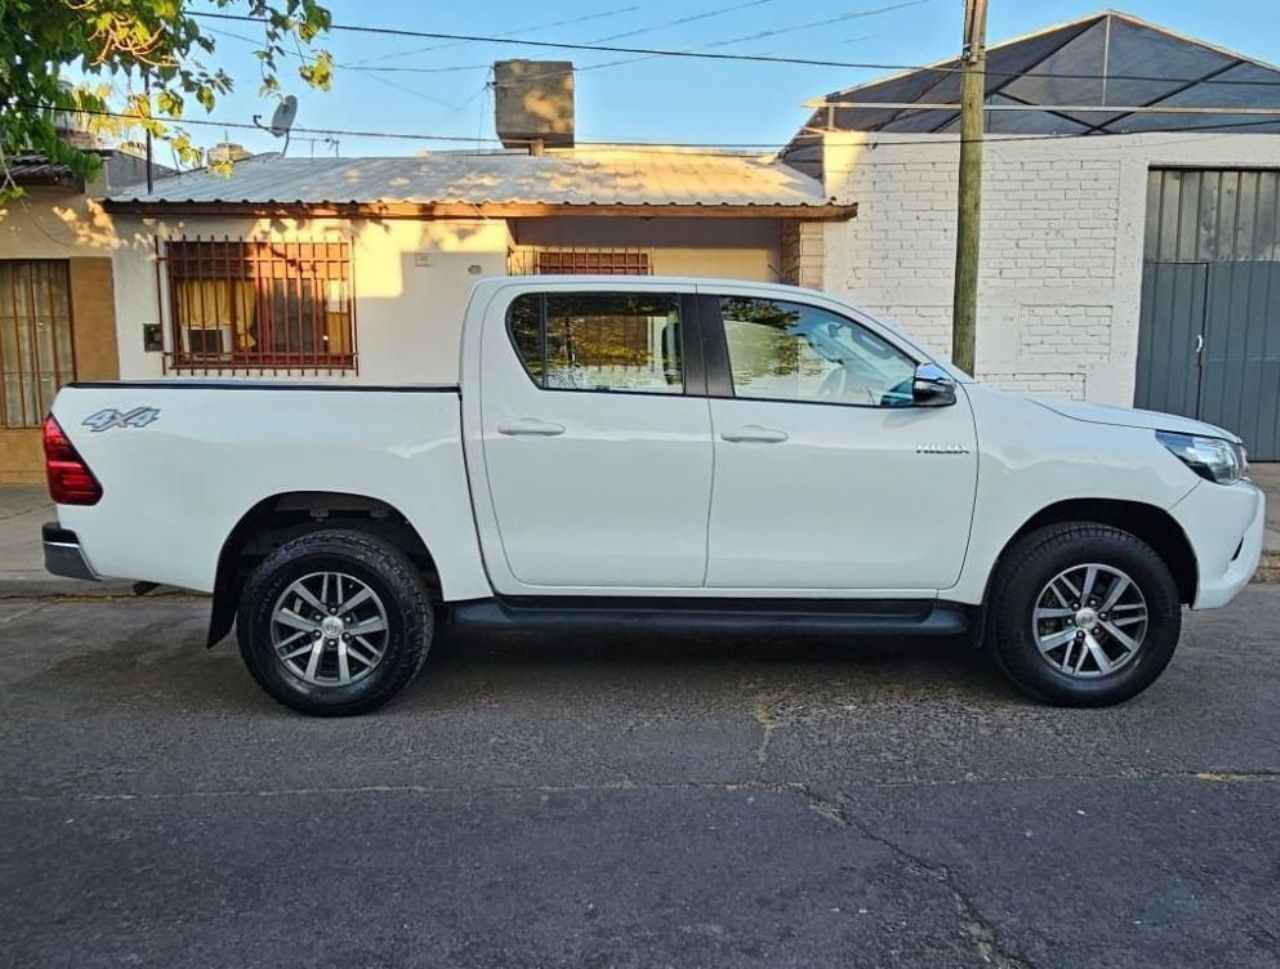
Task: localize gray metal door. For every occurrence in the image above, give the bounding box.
[1134,261,1207,420]
[1199,262,1280,459]
[1136,169,1280,459]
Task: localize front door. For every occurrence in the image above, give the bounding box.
[477,286,713,590]
[700,293,978,591]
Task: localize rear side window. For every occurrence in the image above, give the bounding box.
[506,292,684,395]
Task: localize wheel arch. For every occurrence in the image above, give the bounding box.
[206,491,439,648]
[992,498,1199,608]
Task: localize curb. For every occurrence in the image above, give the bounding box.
[0,575,202,599]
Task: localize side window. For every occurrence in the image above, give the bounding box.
[719,297,916,407]
[507,292,683,394]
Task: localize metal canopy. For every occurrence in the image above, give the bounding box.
[785,10,1280,158]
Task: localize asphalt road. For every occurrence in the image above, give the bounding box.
[1,590,1278,969]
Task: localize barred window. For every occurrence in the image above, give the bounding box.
[535,249,651,275]
[0,260,75,428]
[167,239,354,373]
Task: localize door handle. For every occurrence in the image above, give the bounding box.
[720,425,789,444]
[497,419,565,437]
[1194,334,1205,354]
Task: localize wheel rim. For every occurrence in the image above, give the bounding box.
[270,571,390,686]
[1031,563,1149,678]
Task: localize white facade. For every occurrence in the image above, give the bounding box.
[105,213,794,383]
[817,131,1280,405]
[108,215,512,384]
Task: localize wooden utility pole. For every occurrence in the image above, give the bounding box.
[951,0,987,375]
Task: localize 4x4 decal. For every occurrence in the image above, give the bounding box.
[82,407,162,432]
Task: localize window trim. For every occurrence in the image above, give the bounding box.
[700,293,927,410]
[502,290,706,399]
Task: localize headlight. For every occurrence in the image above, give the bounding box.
[1156,431,1248,484]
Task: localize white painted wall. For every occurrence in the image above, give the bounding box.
[819,131,1280,404]
[109,215,512,383]
[513,217,782,281]
[107,213,791,382]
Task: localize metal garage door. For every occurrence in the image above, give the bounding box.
[1136,169,1280,459]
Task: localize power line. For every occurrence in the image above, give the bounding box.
[793,115,1280,148]
[591,0,781,44]
[348,6,642,67]
[191,11,1280,87]
[509,0,930,85]
[21,101,1280,158]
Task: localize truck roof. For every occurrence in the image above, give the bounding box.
[468,275,819,297]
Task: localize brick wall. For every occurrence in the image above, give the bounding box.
[820,131,1280,405]
[780,219,825,289]
[821,133,1125,401]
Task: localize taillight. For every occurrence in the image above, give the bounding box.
[44,415,102,505]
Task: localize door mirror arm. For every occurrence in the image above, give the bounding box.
[912,362,957,407]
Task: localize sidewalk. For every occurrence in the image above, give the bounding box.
[3,471,1279,596]
[0,484,135,596]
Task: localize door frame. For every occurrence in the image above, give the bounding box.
[463,277,719,596]
[691,284,977,594]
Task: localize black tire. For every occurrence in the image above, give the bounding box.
[237,529,433,716]
[987,522,1182,707]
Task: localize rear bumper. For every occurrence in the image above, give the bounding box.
[1170,482,1265,610]
[42,522,100,582]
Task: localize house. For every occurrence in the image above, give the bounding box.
[784,10,1280,457]
[0,148,167,482]
[99,63,853,388]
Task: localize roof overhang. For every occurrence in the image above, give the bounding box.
[101,200,858,221]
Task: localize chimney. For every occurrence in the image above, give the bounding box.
[52,80,98,149]
[208,142,252,165]
[493,60,575,151]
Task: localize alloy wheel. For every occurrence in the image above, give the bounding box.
[270,571,390,686]
[1031,563,1149,678]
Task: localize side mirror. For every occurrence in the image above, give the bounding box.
[912,362,957,407]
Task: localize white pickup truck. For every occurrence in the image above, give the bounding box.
[43,276,1263,715]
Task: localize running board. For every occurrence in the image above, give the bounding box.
[447,597,969,637]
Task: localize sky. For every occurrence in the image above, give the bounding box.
[146,0,1280,160]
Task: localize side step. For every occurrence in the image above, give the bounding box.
[448,597,969,637]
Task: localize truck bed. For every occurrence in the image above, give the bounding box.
[49,381,492,601]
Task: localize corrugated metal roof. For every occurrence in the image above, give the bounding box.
[108,148,835,208]
[8,153,78,185]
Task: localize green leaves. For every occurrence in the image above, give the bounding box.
[298,50,333,91]
[1,0,333,200]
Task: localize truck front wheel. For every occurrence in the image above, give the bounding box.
[988,522,1182,706]
[237,529,434,716]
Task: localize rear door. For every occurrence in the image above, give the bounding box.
[474,283,714,591]
[699,289,978,592]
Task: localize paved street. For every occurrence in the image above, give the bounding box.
[1,590,1277,968]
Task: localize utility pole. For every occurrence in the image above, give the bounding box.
[951,0,987,375]
[143,71,153,194]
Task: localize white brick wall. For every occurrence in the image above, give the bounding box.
[1018,305,1111,364]
[817,130,1280,405]
[782,219,825,289]
[980,372,1086,401]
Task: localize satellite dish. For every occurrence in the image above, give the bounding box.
[270,95,298,137]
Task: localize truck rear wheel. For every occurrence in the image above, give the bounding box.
[988,522,1182,706]
[237,529,433,716]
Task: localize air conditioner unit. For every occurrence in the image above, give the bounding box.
[181,324,234,359]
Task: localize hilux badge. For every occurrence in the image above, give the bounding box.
[83,407,161,432]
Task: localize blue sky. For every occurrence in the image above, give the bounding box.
[169,0,1280,158]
